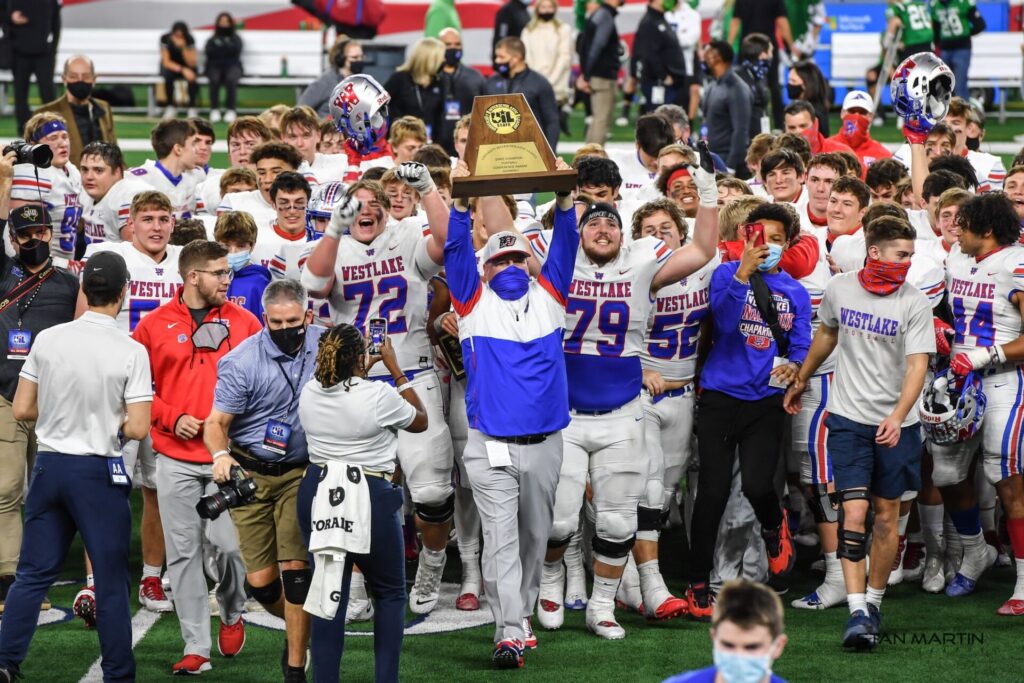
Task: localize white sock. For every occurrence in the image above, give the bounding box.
[142,564,162,579]
[542,560,562,584]
[824,552,845,585]
[349,570,367,601]
[848,592,867,615]
[897,512,910,536]
[460,544,481,585]
[866,585,885,609]
[86,573,94,587]
[958,532,989,580]
[589,574,620,610]
[420,546,446,567]
[638,559,671,607]
[1014,558,1024,600]
[944,516,963,564]
[918,504,945,557]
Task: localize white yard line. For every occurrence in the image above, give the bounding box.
[78,609,161,683]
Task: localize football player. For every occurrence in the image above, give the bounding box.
[253,172,314,272]
[78,142,150,245]
[280,106,347,184]
[196,116,273,215]
[128,119,200,220]
[217,142,304,233]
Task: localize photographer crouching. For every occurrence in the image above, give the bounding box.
[204,279,326,683]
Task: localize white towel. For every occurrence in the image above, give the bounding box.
[304,463,372,620]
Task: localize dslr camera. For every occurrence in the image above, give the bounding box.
[196,465,257,520]
[3,140,53,168]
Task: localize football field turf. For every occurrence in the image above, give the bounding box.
[10,491,1020,682]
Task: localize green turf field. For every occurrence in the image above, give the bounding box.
[11,490,1020,682]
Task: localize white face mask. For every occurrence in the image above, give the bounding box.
[712,639,776,683]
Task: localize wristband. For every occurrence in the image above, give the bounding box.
[212,450,230,460]
[398,383,416,394]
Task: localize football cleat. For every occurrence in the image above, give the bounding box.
[408,552,446,615]
[455,592,480,611]
[902,541,925,581]
[172,654,212,675]
[791,584,846,610]
[345,596,374,624]
[73,586,97,628]
[522,617,537,650]
[492,639,524,669]
[686,583,714,623]
[944,573,978,597]
[921,556,946,593]
[139,576,173,612]
[996,598,1024,616]
[645,595,687,620]
[764,510,795,577]
[842,610,878,651]
[586,604,625,640]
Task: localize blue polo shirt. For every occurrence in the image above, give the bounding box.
[213,324,326,463]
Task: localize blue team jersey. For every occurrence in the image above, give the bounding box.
[228,263,272,322]
[663,665,788,683]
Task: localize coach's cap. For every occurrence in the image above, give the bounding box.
[9,204,49,233]
[83,251,130,298]
[842,90,873,113]
[579,202,622,230]
[482,231,531,264]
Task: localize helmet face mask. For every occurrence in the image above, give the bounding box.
[307,181,349,223]
[891,52,956,127]
[329,75,391,155]
[920,369,986,445]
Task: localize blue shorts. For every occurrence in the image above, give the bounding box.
[825,413,922,500]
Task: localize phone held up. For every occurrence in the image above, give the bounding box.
[368,318,387,355]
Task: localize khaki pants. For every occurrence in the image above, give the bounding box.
[0,395,37,576]
[586,76,617,145]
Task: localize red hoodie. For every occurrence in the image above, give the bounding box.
[718,233,820,280]
[132,290,262,464]
[827,114,892,169]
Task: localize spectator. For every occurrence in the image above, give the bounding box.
[7,0,61,133]
[299,37,364,118]
[828,90,893,168]
[384,38,446,145]
[484,37,560,151]
[786,60,831,136]
[729,0,796,129]
[686,202,810,620]
[425,0,461,38]
[436,29,485,157]
[701,41,752,178]
[784,100,852,156]
[787,0,826,57]
[215,211,271,319]
[577,0,623,145]
[37,55,117,166]
[665,0,702,118]
[521,1,572,120]
[493,0,532,52]
[132,240,262,675]
[204,12,243,124]
[631,0,687,115]
[160,20,199,119]
[737,33,773,137]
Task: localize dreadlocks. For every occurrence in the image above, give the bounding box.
[313,324,365,390]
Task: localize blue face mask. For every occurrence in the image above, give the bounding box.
[227,250,250,272]
[489,265,529,301]
[713,647,773,683]
[745,58,770,81]
[758,243,784,272]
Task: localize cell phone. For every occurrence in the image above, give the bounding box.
[368,318,387,354]
[696,140,715,174]
[746,222,766,247]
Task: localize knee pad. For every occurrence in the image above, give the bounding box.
[592,534,635,561]
[807,484,839,525]
[282,568,312,605]
[248,579,282,607]
[415,494,455,525]
[596,510,637,546]
[547,534,572,550]
[549,519,577,544]
[637,505,663,533]
[836,489,874,562]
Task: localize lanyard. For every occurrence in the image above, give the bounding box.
[13,266,54,330]
[274,350,308,414]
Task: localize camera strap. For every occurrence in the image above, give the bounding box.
[0,266,54,318]
[748,272,789,358]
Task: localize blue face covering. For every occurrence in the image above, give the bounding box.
[489,265,529,300]
[713,647,773,683]
[227,250,250,272]
[758,243,783,272]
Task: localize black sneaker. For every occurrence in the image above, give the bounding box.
[284,666,307,683]
[0,662,23,682]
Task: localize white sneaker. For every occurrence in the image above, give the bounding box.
[345,596,374,624]
[922,556,946,593]
[586,603,625,640]
[162,106,177,120]
[536,563,565,630]
[187,108,199,119]
[210,109,222,123]
[614,116,629,128]
[224,110,238,124]
[408,552,446,614]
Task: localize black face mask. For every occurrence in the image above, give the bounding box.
[16,238,50,268]
[494,61,511,77]
[215,25,232,36]
[444,48,462,67]
[966,136,981,151]
[538,12,556,21]
[348,60,365,75]
[269,324,307,355]
[786,83,803,100]
[66,80,93,101]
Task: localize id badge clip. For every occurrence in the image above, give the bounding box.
[263,419,292,455]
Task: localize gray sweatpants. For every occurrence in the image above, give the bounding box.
[155,455,247,657]
[463,429,563,644]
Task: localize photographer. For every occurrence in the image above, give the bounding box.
[686,203,812,620]
[204,279,326,681]
[297,325,427,683]
[132,240,262,675]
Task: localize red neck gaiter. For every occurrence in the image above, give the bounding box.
[857,258,911,296]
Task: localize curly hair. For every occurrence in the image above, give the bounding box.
[314,324,366,390]
[957,193,1021,247]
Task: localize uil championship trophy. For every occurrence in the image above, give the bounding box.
[451,93,577,198]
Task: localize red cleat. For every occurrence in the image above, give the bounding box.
[218,618,246,657]
[997,598,1024,616]
[73,586,96,628]
[172,654,211,675]
[455,592,479,611]
[646,595,688,621]
[686,584,714,623]
[764,509,796,577]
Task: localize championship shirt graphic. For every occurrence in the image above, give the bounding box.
[739,290,793,350]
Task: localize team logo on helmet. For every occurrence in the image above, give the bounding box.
[334,82,361,110]
[484,104,521,135]
[920,369,986,444]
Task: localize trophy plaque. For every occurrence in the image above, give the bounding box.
[452,94,577,198]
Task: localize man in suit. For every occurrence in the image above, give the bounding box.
[37,55,117,166]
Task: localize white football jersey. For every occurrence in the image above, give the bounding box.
[83,241,183,333]
[798,257,838,375]
[323,221,441,375]
[307,153,347,184]
[946,244,1024,355]
[195,167,224,215]
[217,189,277,235]
[126,160,199,219]
[251,225,310,270]
[11,162,83,261]
[641,252,718,381]
[80,177,151,246]
[606,148,657,205]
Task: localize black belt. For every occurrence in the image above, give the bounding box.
[492,432,551,445]
[230,446,305,477]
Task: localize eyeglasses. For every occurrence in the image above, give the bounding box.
[195,269,234,282]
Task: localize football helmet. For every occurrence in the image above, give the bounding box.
[329,74,390,155]
[919,369,986,445]
[890,52,955,126]
[307,181,349,222]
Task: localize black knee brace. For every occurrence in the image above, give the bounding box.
[248,578,282,606]
[837,489,874,562]
[282,568,312,605]
[807,484,839,525]
[415,494,455,524]
[637,505,663,533]
[592,534,635,560]
[547,535,572,550]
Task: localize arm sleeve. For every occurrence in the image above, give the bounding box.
[709,263,749,332]
[212,351,250,415]
[788,285,812,365]
[375,384,418,431]
[124,343,153,405]
[779,234,820,280]
[726,80,752,172]
[442,207,482,316]
[538,204,579,305]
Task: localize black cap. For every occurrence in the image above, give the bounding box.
[578,202,622,230]
[9,204,49,233]
[83,251,130,298]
